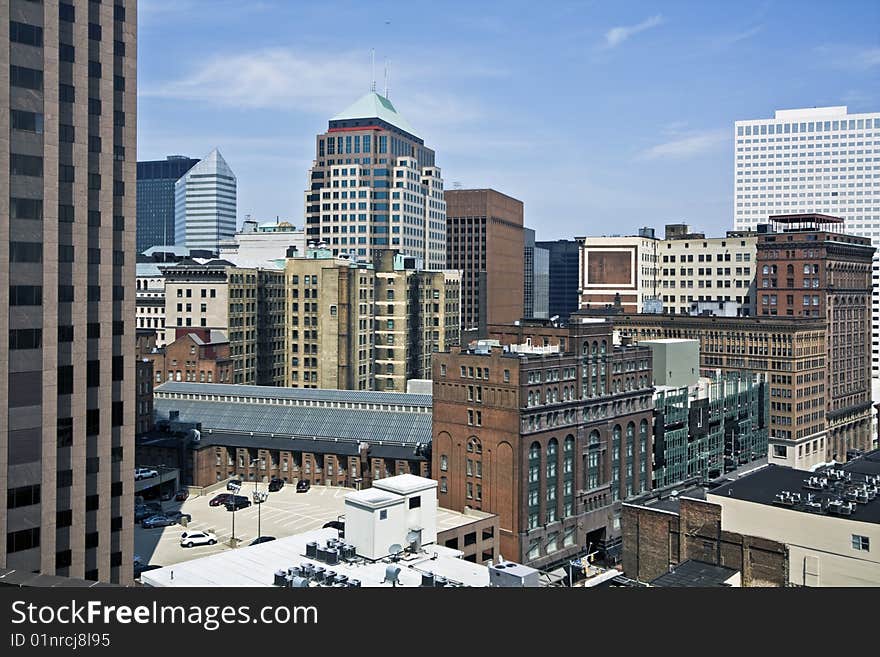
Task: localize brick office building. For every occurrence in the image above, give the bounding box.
[755,213,874,462]
[445,189,524,337]
[432,318,654,570]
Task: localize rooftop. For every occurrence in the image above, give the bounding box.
[140,528,491,588]
[709,452,880,524]
[650,560,739,587]
[153,398,432,448]
[155,382,431,408]
[330,91,420,140]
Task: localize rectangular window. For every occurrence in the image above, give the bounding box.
[10,198,43,221]
[10,65,43,90]
[852,535,870,551]
[10,21,44,47]
[11,110,44,134]
[7,528,40,554]
[10,154,43,178]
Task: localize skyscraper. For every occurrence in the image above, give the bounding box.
[136,155,199,253]
[523,228,549,319]
[536,239,580,322]
[445,189,524,337]
[2,0,137,584]
[304,91,447,270]
[174,148,236,252]
[733,106,880,375]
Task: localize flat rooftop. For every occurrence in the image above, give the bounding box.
[140,528,490,587]
[709,451,880,524]
[650,560,739,587]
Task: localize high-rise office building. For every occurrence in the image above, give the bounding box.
[304,92,446,270]
[1,0,136,584]
[536,239,579,322]
[136,155,199,253]
[523,228,549,319]
[174,148,236,252]
[733,106,880,375]
[446,189,524,337]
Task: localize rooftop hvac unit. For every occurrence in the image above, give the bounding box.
[489,561,541,587]
[421,572,435,588]
[305,542,318,559]
[324,571,336,585]
[313,566,326,583]
[289,576,309,588]
[434,576,447,588]
[316,546,328,562]
[325,549,339,566]
[341,544,356,561]
[273,570,287,587]
[287,566,302,578]
[382,565,401,587]
[347,579,361,588]
[334,574,349,585]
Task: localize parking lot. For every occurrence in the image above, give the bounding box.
[134,483,350,571]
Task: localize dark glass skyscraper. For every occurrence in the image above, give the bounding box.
[136,155,199,253]
[2,0,137,584]
[536,239,580,322]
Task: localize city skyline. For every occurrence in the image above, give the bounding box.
[137,0,880,239]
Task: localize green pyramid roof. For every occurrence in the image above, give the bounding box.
[331,92,420,139]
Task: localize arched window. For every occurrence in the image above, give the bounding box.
[528,442,541,529]
[563,436,574,517]
[546,439,558,479]
[591,341,598,355]
[600,340,607,355]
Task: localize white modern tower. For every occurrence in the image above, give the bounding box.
[174,148,237,251]
[304,92,447,270]
[733,106,880,375]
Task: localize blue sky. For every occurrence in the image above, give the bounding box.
[138,0,880,240]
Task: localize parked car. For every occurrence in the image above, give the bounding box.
[296,480,311,493]
[227,479,243,491]
[180,530,217,548]
[141,514,174,529]
[224,495,252,511]
[160,489,174,501]
[144,501,163,515]
[134,505,148,522]
[209,493,233,507]
[268,478,285,492]
[142,511,191,529]
[175,489,190,502]
[249,536,277,546]
[135,467,159,480]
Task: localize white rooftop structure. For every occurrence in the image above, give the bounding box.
[140,527,490,588]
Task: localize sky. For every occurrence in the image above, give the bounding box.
[138,0,880,240]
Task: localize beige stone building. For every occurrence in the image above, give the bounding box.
[372,250,460,391]
[658,226,758,315]
[283,248,375,390]
[577,233,660,313]
[578,225,758,316]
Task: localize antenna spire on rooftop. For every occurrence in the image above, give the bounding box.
[370,48,376,92]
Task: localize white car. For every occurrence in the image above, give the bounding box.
[180,530,217,548]
[135,468,159,480]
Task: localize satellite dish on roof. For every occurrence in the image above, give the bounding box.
[388,543,403,560]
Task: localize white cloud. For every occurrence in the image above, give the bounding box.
[815,45,880,71]
[604,15,664,49]
[143,47,507,119]
[636,129,729,160]
[715,25,764,47]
